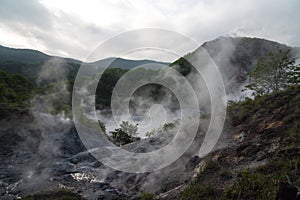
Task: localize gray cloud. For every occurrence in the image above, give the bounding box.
[0,0,52,28]
[0,0,299,62]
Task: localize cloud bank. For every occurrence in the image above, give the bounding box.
[0,0,299,62]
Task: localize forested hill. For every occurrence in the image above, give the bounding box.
[171,37,300,94]
[0,70,34,108]
[0,45,169,82]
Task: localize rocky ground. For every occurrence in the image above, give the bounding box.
[0,107,205,200]
[0,86,299,200]
[156,86,300,200]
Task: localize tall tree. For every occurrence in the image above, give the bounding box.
[247,49,299,95]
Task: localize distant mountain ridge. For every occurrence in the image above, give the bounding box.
[1,37,299,87]
[0,45,169,81]
[90,57,169,70]
[0,45,50,63]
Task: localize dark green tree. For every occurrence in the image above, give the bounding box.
[110,128,133,146]
[119,121,138,136]
[0,70,34,107]
[247,49,299,95]
[110,121,140,146]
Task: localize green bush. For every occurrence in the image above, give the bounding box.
[203,160,220,173]
[227,85,300,126]
[139,192,154,200]
[110,121,140,146]
[218,170,233,180]
[224,158,300,200]
[224,170,275,200]
[163,122,176,131]
[180,183,217,200]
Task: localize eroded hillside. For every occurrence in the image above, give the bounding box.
[158,86,300,200]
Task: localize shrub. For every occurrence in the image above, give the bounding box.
[139,192,154,200]
[218,170,233,180]
[224,159,300,200]
[110,121,140,146]
[163,122,176,131]
[224,170,276,200]
[180,183,217,200]
[203,160,220,173]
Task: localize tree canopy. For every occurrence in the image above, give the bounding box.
[0,70,34,107]
[110,121,140,146]
[247,49,299,95]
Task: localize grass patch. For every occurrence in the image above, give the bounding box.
[203,160,220,174]
[223,158,300,200]
[218,170,233,180]
[139,192,154,200]
[180,183,217,200]
[227,86,300,126]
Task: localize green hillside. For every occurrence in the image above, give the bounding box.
[0,70,34,107]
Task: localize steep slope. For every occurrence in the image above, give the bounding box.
[171,36,300,98]
[158,86,300,199]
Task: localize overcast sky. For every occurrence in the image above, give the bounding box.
[0,0,299,62]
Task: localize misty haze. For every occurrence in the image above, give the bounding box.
[0,1,300,200]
